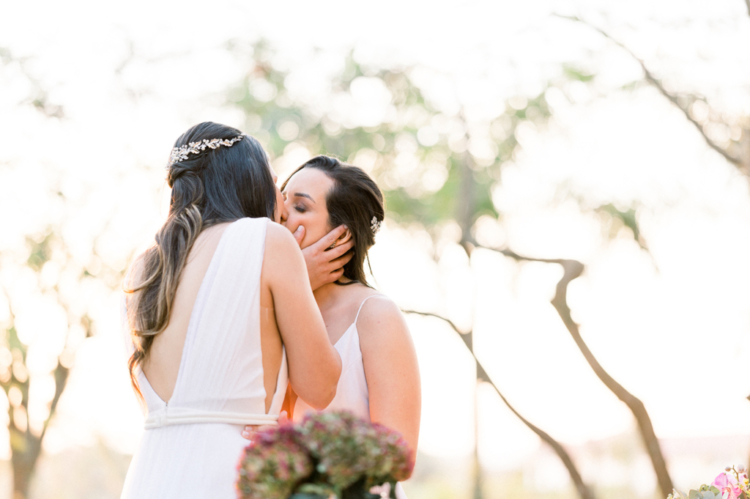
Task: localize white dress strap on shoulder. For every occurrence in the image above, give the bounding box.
[353,295,386,324]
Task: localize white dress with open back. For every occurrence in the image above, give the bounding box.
[121,218,288,499]
[292,295,408,499]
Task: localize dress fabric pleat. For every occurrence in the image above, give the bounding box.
[122,218,288,499]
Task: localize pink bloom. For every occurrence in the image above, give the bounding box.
[713,473,741,499]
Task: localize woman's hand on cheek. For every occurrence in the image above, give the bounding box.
[302,225,354,291]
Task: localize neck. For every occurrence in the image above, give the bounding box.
[313,279,351,310]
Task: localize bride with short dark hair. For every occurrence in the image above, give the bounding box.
[245,155,421,498]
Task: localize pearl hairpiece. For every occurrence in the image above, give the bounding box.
[168,135,244,167]
[371,216,382,235]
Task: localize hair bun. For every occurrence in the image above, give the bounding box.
[167,165,198,187]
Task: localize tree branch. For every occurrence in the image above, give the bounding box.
[404,310,470,348]
[478,244,674,497]
[746,0,750,17]
[555,14,744,171]
[457,111,479,252]
[404,310,595,499]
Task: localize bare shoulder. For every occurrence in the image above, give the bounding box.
[264,221,297,251]
[358,293,401,318]
[263,222,299,264]
[355,292,416,367]
[262,221,304,282]
[355,293,408,340]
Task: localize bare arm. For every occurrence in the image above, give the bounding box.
[358,297,421,457]
[264,223,342,409]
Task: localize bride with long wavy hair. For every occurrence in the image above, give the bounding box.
[121,122,341,499]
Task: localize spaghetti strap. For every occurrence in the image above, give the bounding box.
[354,295,385,324]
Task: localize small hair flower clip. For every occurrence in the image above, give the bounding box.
[370,216,382,235]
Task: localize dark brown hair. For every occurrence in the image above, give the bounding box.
[125,121,276,397]
[281,155,384,287]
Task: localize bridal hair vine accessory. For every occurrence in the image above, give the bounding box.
[370,216,382,235]
[168,135,244,167]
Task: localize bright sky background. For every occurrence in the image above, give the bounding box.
[1,0,750,489]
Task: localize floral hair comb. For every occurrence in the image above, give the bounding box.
[371,216,382,235]
[168,135,244,167]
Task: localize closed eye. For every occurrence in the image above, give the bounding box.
[294,205,306,213]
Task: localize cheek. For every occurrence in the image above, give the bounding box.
[288,211,329,248]
[302,214,331,242]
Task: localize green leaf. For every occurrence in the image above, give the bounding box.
[562,64,595,82]
[26,231,54,272]
[687,485,723,499]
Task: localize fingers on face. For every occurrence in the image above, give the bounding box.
[293,225,305,245]
[319,225,347,248]
[330,251,353,268]
[328,239,354,259]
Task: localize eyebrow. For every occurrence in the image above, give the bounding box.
[293,192,315,203]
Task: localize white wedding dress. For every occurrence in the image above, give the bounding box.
[293,296,408,499]
[121,218,288,499]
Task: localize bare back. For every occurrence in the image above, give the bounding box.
[136,222,282,412]
[121,217,297,499]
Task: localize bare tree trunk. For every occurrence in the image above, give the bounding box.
[453,116,483,496]
[3,288,72,499]
[405,310,596,499]
[447,109,596,499]
[472,378,483,499]
[10,434,41,499]
[741,126,750,171]
[557,13,747,482]
[493,248,674,498]
[5,363,67,499]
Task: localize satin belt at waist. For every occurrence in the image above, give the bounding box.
[144,409,279,430]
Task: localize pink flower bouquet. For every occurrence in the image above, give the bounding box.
[237,411,414,499]
[667,466,749,499]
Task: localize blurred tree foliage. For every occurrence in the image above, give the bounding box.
[2,231,76,498]
[560,14,750,178]
[226,42,647,248]
[0,49,123,499]
[1,227,126,499]
[224,36,700,497]
[225,42,553,239]
[224,40,663,499]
